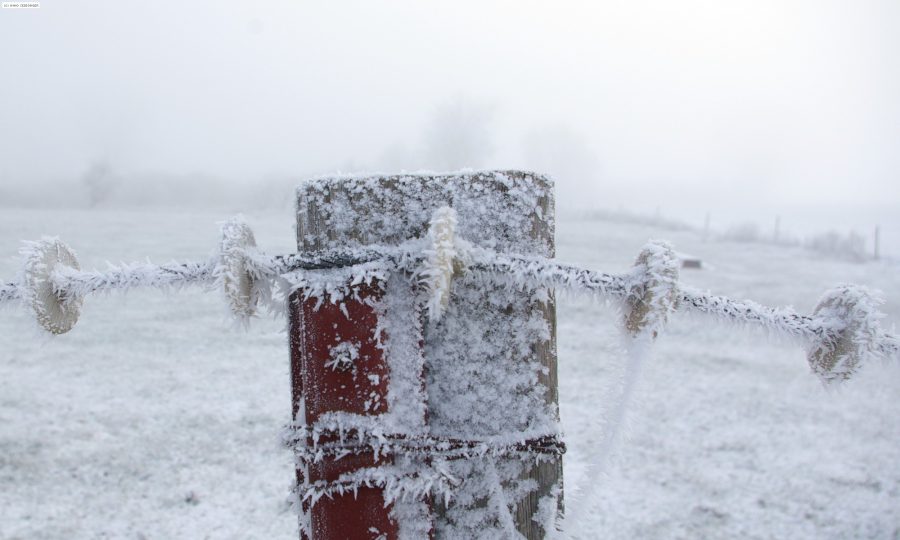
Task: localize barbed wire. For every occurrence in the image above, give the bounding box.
[283,427,566,462]
[1,210,897,383]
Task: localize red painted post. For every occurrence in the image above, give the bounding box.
[289,283,401,539]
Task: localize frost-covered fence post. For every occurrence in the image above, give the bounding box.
[289,171,562,539]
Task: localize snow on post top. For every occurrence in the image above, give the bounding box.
[296,170,554,256]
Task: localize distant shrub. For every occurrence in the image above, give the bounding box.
[586,208,694,231]
[721,222,761,243]
[805,230,867,261]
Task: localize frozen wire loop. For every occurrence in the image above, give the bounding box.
[461,248,899,370]
[623,241,680,339]
[806,284,891,384]
[21,238,84,334]
[219,217,259,320]
[418,206,459,322]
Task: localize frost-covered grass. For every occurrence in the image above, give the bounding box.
[1,207,898,539]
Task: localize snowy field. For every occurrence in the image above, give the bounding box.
[1,207,898,539]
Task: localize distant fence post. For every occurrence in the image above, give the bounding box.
[874,225,880,260]
[703,212,710,243]
[289,171,562,539]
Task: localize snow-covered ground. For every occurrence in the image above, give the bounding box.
[1,207,898,539]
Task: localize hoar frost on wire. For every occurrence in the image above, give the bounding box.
[3,208,899,375]
[558,241,680,537]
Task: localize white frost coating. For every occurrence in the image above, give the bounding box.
[679,288,822,344]
[557,340,650,539]
[19,237,83,334]
[324,340,361,372]
[4,218,898,377]
[485,460,523,539]
[556,242,677,538]
[424,276,556,439]
[435,456,540,538]
[623,240,680,340]
[295,171,559,538]
[807,284,888,384]
[52,259,216,300]
[278,261,388,312]
[424,243,558,537]
[300,458,457,508]
[217,215,265,324]
[286,430,565,465]
[376,273,429,436]
[533,481,563,539]
[296,170,553,256]
[419,206,458,323]
[460,245,627,303]
[678,287,899,372]
[391,494,433,540]
[290,171,900,537]
[285,268,433,534]
[288,271,427,440]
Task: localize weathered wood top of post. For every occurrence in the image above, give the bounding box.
[296,170,554,257]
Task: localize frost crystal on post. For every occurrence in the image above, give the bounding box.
[325,341,361,372]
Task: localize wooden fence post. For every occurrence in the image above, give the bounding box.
[290,170,561,539]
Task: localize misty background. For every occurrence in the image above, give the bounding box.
[1,0,898,256]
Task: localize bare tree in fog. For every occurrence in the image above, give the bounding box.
[522,125,602,209]
[81,160,119,207]
[374,96,496,172]
[423,96,495,171]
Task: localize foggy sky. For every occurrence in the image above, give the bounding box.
[1,1,898,224]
